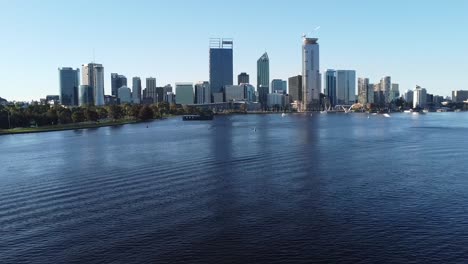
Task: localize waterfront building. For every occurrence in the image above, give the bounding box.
[403,89,414,103]
[79,85,94,106]
[302,37,320,111]
[195,81,211,104]
[132,77,142,104]
[245,84,256,102]
[104,95,118,105]
[390,84,400,102]
[324,70,337,106]
[367,83,374,104]
[413,86,427,108]
[118,86,132,104]
[111,73,127,97]
[288,75,302,102]
[165,92,175,104]
[238,72,249,85]
[58,67,80,106]
[358,77,370,105]
[257,52,270,108]
[373,83,385,106]
[209,38,233,102]
[143,87,158,103]
[380,76,391,103]
[271,79,287,94]
[267,93,285,109]
[225,85,246,102]
[452,90,468,102]
[82,63,105,106]
[175,83,194,105]
[336,70,356,105]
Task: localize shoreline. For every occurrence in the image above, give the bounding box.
[0,119,143,136]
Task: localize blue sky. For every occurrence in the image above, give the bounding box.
[0,0,467,101]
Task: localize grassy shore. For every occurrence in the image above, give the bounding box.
[0,119,142,135]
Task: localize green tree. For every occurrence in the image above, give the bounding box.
[138,105,154,120]
[96,107,108,119]
[46,108,58,125]
[157,101,170,115]
[84,108,99,122]
[71,110,86,123]
[108,105,124,120]
[169,103,178,114]
[58,109,72,124]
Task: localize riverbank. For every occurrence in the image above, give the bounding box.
[0,119,143,135]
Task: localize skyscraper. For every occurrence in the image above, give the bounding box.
[146,77,156,90]
[118,86,132,104]
[324,70,337,106]
[79,85,94,106]
[380,76,391,103]
[111,73,127,97]
[209,38,233,103]
[195,81,211,104]
[238,72,249,85]
[337,70,356,105]
[257,52,270,108]
[390,84,400,102]
[82,63,105,106]
[358,77,370,105]
[302,37,320,111]
[58,67,79,106]
[288,75,302,102]
[271,79,287,94]
[413,86,427,108]
[132,77,142,104]
[175,83,194,105]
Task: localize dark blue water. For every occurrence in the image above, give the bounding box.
[2,113,468,263]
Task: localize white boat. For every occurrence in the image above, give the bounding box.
[281,113,287,117]
[383,113,391,118]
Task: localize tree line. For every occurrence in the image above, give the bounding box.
[0,102,211,129]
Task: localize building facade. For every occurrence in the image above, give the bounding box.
[175,83,194,105]
[271,79,287,94]
[111,73,127,97]
[452,90,468,102]
[195,81,211,104]
[335,70,356,105]
[302,37,320,111]
[358,77,369,105]
[238,72,249,85]
[132,77,142,104]
[413,86,427,108]
[257,52,270,108]
[380,76,391,103]
[118,86,132,104]
[209,38,233,102]
[324,70,337,106]
[82,63,105,106]
[79,85,94,106]
[58,67,80,106]
[288,75,302,103]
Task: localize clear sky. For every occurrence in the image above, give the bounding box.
[1,0,467,101]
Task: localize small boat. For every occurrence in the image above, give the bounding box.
[281,113,287,117]
[383,113,391,118]
[182,114,214,121]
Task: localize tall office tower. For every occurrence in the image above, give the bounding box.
[146,77,156,90]
[111,73,127,97]
[367,83,374,104]
[271,79,287,94]
[390,83,400,102]
[58,67,80,106]
[358,77,370,105]
[336,70,356,105]
[413,86,427,108]
[82,63,105,106]
[324,70,337,106]
[79,85,94,106]
[175,83,194,105]
[209,38,233,103]
[380,76,391,103]
[302,37,320,111]
[195,81,211,104]
[288,75,302,102]
[404,89,414,103]
[238,72,249,84]
[257,52,270,108]
[132,77,142,104]
[373,83,385,106]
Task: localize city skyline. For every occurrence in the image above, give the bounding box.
[1,0,467,101]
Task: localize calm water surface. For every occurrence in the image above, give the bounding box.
[1,113,468,263]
